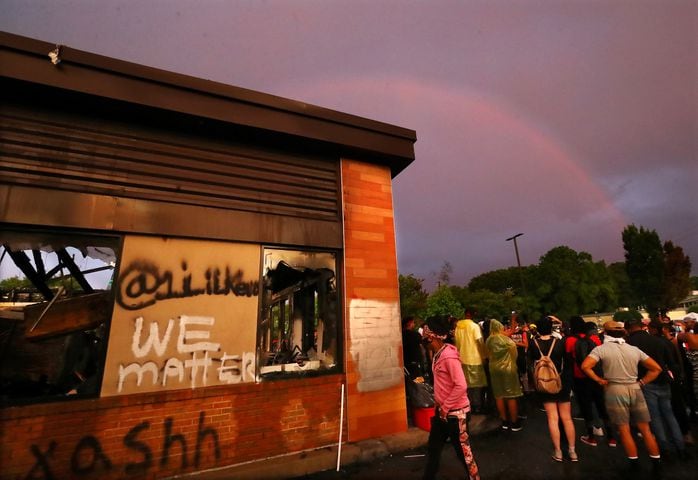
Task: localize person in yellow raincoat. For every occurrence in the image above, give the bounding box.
[454,311,488,413]
[486,319,524,431]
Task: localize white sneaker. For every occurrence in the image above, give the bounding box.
[593,427,604,437]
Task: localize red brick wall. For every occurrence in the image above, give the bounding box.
[0,375,343,479]
[341,158,408,442]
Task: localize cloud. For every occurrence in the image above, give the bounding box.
[1,0,695,285]
[268,74,633,284]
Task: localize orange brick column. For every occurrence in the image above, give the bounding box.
[341,158,408,442]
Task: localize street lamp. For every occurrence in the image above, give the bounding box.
[506,233,527,315]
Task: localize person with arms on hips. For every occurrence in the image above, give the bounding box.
[421,315,480,480]
[529,316,577,462]
[581,320,663,475]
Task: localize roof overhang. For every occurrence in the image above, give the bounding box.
[0,31,416,177]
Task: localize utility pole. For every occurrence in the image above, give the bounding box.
[506,233,528,316]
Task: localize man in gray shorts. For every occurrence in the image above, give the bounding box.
[581,320,663,474]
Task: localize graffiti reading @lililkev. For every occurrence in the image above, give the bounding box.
[116,260,260,310]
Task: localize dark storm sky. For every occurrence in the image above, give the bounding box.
[2,0,696,289]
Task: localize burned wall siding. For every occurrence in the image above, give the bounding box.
[101,236,260,396]
[0,102,342,248]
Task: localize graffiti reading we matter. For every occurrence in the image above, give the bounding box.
[116,260,259,310]
[118,315,255,392]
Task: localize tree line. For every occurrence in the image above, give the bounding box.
[400,224,697,322]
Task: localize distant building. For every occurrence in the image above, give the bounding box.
[0,32,416,479]
[582,291,698,327]
[677,291,698,312]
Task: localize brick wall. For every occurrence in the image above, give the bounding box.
[341,158,408,442]
[0,375,344,479]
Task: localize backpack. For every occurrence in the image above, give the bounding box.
[573,335,596,366]
[532,337,562,394]
[574,334,603,376]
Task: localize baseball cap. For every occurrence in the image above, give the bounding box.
[603,320,625,332]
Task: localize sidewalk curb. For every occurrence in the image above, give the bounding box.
[169,415,499,480]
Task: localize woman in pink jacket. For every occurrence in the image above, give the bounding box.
[421,315,480,480]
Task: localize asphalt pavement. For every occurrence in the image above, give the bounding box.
[292,400,698,480]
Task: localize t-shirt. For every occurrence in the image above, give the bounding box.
[625,330,677,385]
[588,340,649,384]
[564,334,602,379]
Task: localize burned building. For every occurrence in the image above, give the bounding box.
[0,32,415,479]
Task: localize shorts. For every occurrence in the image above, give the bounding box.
[604,383,651,425]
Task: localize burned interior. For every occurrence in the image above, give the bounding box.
[0,229,120,404]
[259,249,340,377]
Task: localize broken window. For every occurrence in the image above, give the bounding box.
[0,228,120,404]
[258,248,340,378]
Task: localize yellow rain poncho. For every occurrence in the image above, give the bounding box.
[485,320,523,399]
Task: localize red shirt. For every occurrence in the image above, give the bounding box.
[564,333,602,379]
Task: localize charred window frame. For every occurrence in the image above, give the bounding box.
[0,227,121,405]
[258,248,341,378]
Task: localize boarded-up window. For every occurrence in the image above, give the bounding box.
[101,235,260,396]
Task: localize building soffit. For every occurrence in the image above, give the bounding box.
[0,31,416,178]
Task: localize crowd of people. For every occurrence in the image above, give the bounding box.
[402,310,698,480]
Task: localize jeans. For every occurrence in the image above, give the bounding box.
[642,382,685,453]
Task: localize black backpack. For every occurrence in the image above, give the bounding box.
[573,335,595,366]
[574,334,602,375]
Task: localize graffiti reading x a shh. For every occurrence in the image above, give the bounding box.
[117,260,260,310]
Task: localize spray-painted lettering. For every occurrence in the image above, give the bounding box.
[116,260,260,311]
[25,412,220,478]
[118,315,254,392]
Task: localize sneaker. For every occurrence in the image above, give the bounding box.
[501,421,511,431]
[510,421,523,432]
[580,435,598,447]
[608,438,617,448]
